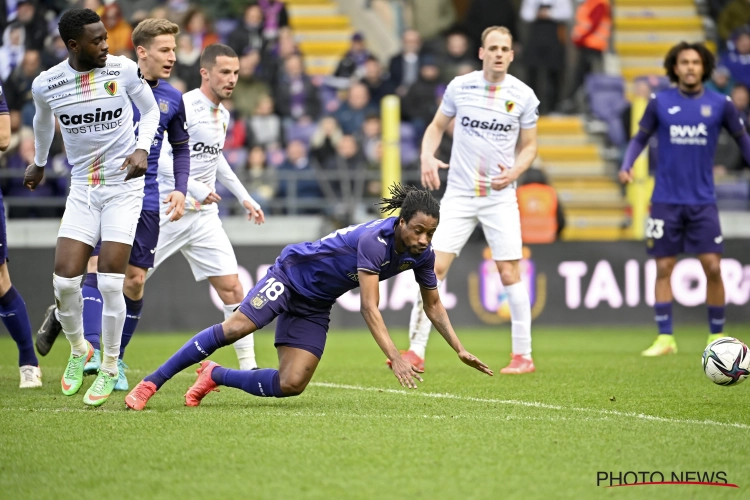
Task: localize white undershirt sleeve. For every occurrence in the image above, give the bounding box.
[32,83,55,167]
[216,154,261,211]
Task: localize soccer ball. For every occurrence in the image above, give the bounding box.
[702,337,750,386]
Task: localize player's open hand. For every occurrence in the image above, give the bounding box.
[490,164,516,191]
[421,155,449,191]
[390,356,424,389]
[202,191,221,204]
[164,190,186,222]
[23,164,44,191]
[458,350,493,376]
[618,169,633,184]
[243,201,265,225]
[121,148,149,181]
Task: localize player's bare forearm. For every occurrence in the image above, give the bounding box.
[360,305,401,361]
[420,122,444,161]
[512,127,538,176]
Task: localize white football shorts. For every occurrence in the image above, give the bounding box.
[431,193,522,261]
[58,184,143,247]
[151,210,238,281]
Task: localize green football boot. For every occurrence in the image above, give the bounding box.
[707,333,726,346]
[61,341,94,395]
[641,334,678,357]
[83,370,118,407]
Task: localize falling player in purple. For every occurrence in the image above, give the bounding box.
[619,42,750,356]
[126,185,493,410]
[0,78,42,388]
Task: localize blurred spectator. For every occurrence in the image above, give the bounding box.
[0,23,25,81]
[720,31,750,88]
[258,0,289,42]
[41,31,67,70]
[182,7,219,51]
[568,0,611,105]
[333,82,375,134]
[335,32,372,79]
[101,3,133,56]
[233,51,271,118]
[277,139,322,212]
[360,56,396,105]
[82,0,104,16]
[402,56,441,139]
[120,0,161,26]
[274,54,321,122]
[4,50,41,130]
[718,0,750,42]
[516,166,566,241]
[319,134,368,223]
[248,95,282,149]
[706,66,735,96]
[265,29,300,86]
[2,128,67,218]
[357,114,381,164]
[240,146,278,212]
[388,29,424,96]
[522,2,569,114]
[466,0,518,52]
[173,33,202,92]
[310,116,343,165]
[731,84,750,125]
[438,31,477,83]
[228,3,265,57]
[14,0,47,51]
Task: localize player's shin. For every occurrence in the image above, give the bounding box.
[408,283,437,359]
[53,274,87,355]
[81,273,102,350]
[144,324,228,389]
[98,273,126,376]
[0,286,38,367]
[505,282,532,357]
[120,295,143,359]
[211,366,286,397]
[225,303,256,369]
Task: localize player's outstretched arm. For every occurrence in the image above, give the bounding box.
[359,271,424,388]
[421,287,493,376]
[420,110,452,191]
[216,155,265,224]
[25,83,54,190]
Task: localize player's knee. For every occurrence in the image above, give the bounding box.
[279,376,308,397]
[655,260,675,279]
[53,273,82,295]
[222,315,253,343]
[703,261,722,281]
[124,273,146,297]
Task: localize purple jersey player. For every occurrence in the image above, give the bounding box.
[619,42,750,356]
[126,185,493,410]
[0,79,42,388]
[35,19,191,394]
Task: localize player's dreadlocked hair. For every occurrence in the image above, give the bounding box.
[664,42,714,83]
[59,8,101,50]
[378,183,440,223]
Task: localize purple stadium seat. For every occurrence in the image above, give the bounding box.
[223,148,248,170]
[716,180,750,211]
[585,74,630,147]
[215,19,238,43]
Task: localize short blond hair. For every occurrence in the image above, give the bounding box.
[481,26,513,47]
[132,18,180,49]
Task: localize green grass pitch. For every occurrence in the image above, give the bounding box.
[1,326,749,499]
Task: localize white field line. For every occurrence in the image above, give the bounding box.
[310,382,750,431]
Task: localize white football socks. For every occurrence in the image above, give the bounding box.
[53,274,87,356]
[408,279,442,359]
[226,303,257,370]
[505,282,532,357]
[98,272,126,376]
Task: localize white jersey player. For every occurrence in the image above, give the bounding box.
[396,26,540,374]
[24,8,159,405]
[151,44,264,370]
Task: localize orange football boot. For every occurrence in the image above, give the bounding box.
[125,380,158,411]
[499,354,536,374]
[184,360,220,407]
